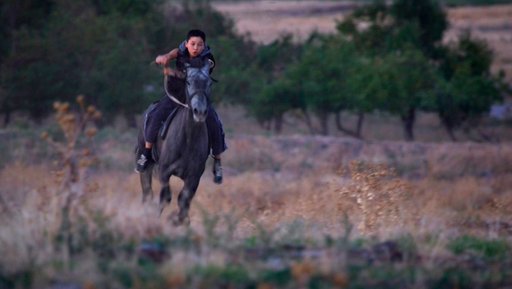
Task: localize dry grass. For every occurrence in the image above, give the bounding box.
[3,130,511,236]
[1,90,512,288]
[1,123,512,287]
[212,1,360,43]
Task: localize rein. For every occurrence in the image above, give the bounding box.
[160,61,214,109]
[164,74,189,109]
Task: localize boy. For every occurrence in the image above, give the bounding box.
[136,29,226,184]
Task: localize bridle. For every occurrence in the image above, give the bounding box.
[163,66,212,110]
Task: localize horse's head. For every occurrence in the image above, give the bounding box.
[184,59,212,123]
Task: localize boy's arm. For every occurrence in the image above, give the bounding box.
[155,48,179,65]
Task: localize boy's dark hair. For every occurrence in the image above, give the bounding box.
[187,29,206,42]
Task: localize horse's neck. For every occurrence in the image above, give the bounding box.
[177,108,206,143]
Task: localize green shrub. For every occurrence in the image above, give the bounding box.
[448,235,510,259]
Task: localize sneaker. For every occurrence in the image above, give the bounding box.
[212,158,223,184]
[135,152,153,173]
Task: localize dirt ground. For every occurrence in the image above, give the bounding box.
[212,1,512,81]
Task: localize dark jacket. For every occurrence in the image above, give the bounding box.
[177,40,215,74]
[166,40,216,102]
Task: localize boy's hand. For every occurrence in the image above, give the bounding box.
[155,55,169,66]
[163,67,185,79]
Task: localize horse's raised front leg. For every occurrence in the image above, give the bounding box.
[171,177,200,226]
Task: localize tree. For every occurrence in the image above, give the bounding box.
[1,0,248,123]
[280,36,361,135]
[433,33,503,140]
[361,48,438,141]
[0,0,55,124]
[1,0,160,122]
[248,34,303,132]
[335,0,448,140]
[338,0,447,57]
[0,0,54,62]
[391,0,447,56]
[251,78,304,132]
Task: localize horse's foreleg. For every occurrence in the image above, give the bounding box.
[140,167,154,203]
[158,169,173,216]
[171,178,200,226]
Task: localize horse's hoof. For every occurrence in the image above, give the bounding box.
[142,194,154,204]
[213,175,223,184]
[169,212,190,226]
[159,204,167,216]
[142,201,157,215]
[169,212,181,226]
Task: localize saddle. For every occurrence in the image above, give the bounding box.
[139,100,180,163]
[147,108,177,163]
[159,107,179,140]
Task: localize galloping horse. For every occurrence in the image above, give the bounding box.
[137,59,212,225]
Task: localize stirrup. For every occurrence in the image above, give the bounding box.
[135,154,153,173]
[212,158,223,184]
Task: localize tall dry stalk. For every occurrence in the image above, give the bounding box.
[41,95,101,255]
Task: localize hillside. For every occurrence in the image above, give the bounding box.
[213,1,512,81]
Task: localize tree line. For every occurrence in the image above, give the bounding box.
[1,0,509,141]
[246,0,509,141]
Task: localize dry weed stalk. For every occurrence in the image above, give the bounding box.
[41,95,101,192]
[338,161,412,235]
[41,95,101,251]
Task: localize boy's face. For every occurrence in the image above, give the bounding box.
[185,36,205,58]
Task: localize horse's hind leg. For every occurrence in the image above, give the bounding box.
[140,166,154,203]
[171,178,200,226]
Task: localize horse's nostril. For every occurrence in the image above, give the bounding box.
[195,108,206,116]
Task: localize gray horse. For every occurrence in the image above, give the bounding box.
[138,60,211,225]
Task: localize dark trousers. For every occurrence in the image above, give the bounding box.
[144,96,227,156]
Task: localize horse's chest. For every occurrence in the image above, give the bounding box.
[171,149,208,178]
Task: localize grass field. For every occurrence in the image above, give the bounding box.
[1,101,511,288]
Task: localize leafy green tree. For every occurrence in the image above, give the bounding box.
[0,0,55,124]
[338,0,447,57]
[292,36,377,136]
[248,34,303,132]
[337,0,446,71]
[433,33,503,140]
[251,78,304,132]
[0,0,54,62]
[1,0,249,124]
[334,0,447,140]
[1,0,159,122]
[208,35,259,105]
[90,0,156,16]
[362,48,438,140]
[337,1,400,56]
[391,0,447,56]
